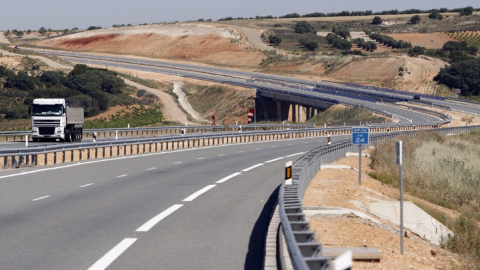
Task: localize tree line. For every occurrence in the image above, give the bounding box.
[217,6,477,22]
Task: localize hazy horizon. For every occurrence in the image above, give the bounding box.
[0,0,478,31]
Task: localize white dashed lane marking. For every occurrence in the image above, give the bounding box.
[136,204,184,232]
[32,195,50,202]
[183,185,216,202]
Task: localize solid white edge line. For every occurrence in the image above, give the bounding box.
[183,185,216,202]
[32,195,50,201]
[136,204,183,232]
[87,238,137,270]
[80,183,93,188]
[286,152,305,158]
[265,157,285,163]
[242,163,264,172]
[215,172,241,184]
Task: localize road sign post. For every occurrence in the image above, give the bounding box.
[352,127,369,185]
[396,141,404,255]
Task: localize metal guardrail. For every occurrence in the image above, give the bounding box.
[0,124,449,170]
[278,125,480,269]
[0,124,314,142]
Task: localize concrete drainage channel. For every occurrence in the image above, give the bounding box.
[273,125,479,270]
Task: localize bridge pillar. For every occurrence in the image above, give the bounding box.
[277,101,282,121]
[298,105,303,123]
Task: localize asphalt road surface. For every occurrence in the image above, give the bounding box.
[0,135,338,270]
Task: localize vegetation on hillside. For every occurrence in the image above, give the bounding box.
[370,132,480,265]
[0,63,160,129]
[84,105,163,129]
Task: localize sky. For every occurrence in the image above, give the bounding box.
[1,0,478,31]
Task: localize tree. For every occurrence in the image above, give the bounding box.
[372,16,383,25]
[332,39,352,50]
[304,41,318,51]
[409,46,426,56]
[268,35,282,46]
[364,41,377,52]
[40,71,66,86]
[5,71,39,90]
[295,21,315,34]
[325,33,339,44]
[460,6,474,16]
[434,59,480,95]
[332,26,350,39]
[38,27,47,35]
[409,15,421,24]
[428,10,443,20]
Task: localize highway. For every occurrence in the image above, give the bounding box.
[0,135,334,270]
[21,48,480,120]
[4,47,477,269]
[61,56,443,125]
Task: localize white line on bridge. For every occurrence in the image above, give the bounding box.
[218,154,226,157]
[80,183,93,188]
[136,204,184,232]
[216,172,242,184]
[183,185,216,202]
[197,157,205,160]
[147,167,156,171]
[32,195,50,201]
[242,163,264,172]
[173,161,182,164]
[87,238,137,270]
[116,174,127,178]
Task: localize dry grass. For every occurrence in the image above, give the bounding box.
[370,131,480,264]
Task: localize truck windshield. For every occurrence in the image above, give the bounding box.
[32,104,63,116]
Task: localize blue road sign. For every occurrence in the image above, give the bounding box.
[352,127,369,145]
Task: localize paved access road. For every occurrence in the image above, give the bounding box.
[0,135,336,270]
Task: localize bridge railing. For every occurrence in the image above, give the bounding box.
[278,125,480,269]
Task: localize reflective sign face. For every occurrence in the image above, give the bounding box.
[285,166,292,180]
[352,127,369,145]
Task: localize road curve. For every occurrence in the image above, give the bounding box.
[0,135,333,270]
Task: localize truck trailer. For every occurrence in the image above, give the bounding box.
[31,98,84,142]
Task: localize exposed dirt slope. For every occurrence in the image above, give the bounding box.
[388,33,454,49]
[35,24,265,67]
[330,55,448,94]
